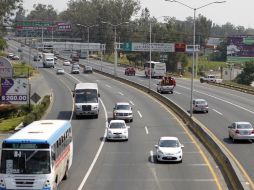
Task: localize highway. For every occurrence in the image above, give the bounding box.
[5,40,227,190]
[75,56,254,188]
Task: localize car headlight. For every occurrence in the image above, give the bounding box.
[176,150,182,154]
[0,178,5,188]
[92,106,98,110]
[123,130,128,134]
[75,105,81,110]
[128,113,133,116]
[115,113,120,116]
[108,130,112,134]
[158,150,164,155]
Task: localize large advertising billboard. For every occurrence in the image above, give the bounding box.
[1,78,28,104]
[15,20,72,32]
[227,36,254,63]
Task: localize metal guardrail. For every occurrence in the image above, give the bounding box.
[209,82,254,95]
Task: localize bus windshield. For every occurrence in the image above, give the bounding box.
[0,150,50,174]
[75,89,98,103]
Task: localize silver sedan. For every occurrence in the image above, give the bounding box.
[228,121,254,142]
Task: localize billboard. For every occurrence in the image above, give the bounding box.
[123,42,175,52]
[15,20,72,32]
[1,78,28,104]
[0,57,12,78]
[227,36,254,63]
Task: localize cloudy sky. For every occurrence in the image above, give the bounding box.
[23,0,254,28]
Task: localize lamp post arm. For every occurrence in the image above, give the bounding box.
[167,0,194,10]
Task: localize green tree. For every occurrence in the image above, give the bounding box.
[60,0,141,52]
[27,4,57,20]
[235,62,254,85]
[0,0,22,34]
[0,37,8,51]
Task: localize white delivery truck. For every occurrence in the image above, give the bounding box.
[73,83,100,119]
[42,53,54,68]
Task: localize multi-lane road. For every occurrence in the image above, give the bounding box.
[79,56,254,188]
[5,40,231,190]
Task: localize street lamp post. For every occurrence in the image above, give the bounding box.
[77,24,99,63]
[101,21,129,77]
[165,0,226,117]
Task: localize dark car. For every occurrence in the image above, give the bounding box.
[33,55,40,61]
[83,65,93,73]
[125,67,135,76]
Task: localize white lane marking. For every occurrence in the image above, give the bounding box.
[212,109,223,115]
[61,71,108,190]
[182,141,194,144]
[137,110,142,118]
[106,84,111,88]
[118,92,124,96]
[150,150,154,163]
[145,126,149,134]
[188,164,208,166]
[174,91,181,95]
[96,80,100,82]
[153,84,157,86]
[77,99,108,190]
[130,101,135,105]
[177,84,254,115]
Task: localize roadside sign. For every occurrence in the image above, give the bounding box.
[0,57,13,78]
[123,42,175,52]
[30,93,41,104]
[1,78,28,104]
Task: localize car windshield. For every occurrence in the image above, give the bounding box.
[0,150,50,174]
[116,105,130,110]
[109,122,126,129]
[195,100,207,105]
[237,123,252,129]
[159,140,179,147]
[75,89,98,103]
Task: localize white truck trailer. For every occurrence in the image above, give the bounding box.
[42,53,54,68]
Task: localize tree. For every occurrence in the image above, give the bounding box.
[59,0,141,52]
[0,37,8,51]
[235,62,254,85]
[0,0,22,35]
[26,4,58,20]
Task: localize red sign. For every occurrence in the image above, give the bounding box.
[175,43,186,52]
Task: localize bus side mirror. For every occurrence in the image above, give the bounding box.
[98,93,100,97]
[52,152,56,160]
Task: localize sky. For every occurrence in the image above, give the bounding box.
[23,0,254,29]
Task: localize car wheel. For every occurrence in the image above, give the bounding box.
[131,118,133,122]
[179,159,183,163]
[228,134,232,139]
[94,114,98,119]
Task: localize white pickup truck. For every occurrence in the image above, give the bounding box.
[157,76,176,94]
[200,75,223,83]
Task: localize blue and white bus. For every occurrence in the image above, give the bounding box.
[0,120,73,190]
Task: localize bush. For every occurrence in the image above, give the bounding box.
[23,95,50,126]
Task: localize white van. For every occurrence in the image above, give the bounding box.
[73,83,100,119]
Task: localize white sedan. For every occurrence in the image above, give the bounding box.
[106,120,129,141]
[56,68,65,75]
[155,136,184,163]
[228,121,254,142]
[63,60,71,66]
